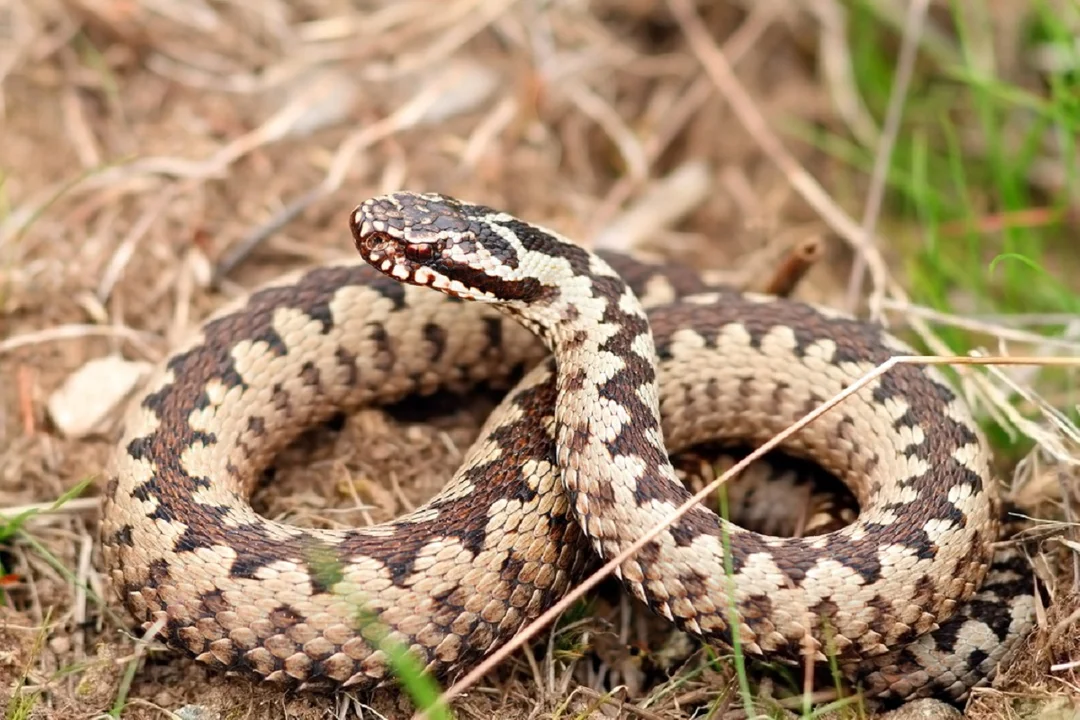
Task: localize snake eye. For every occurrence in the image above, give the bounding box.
[405,243,434,262]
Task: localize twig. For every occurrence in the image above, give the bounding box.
[209,186,327,287]
[880,299,1080,353]
[62,83,103,168]
[421,353,1080,717]
[371,0,519,81]
[210,73,451,285]
[1059,469,1080,593]
[591,161,712,251]
[460,95,519,169]
[109,618,167,718]
[0,324,160,359]
[806,0,880,150]
[0,497,101,521]
[1051,659,1080,672]
[589,1,781,236]
[96,183,182,303]
[979,354,1080,461]
[665,0,891,319]
[73,533,93,661]
[107,698,185,720]
[665,0,1023,430]
[17,365,35,436]
[759,236,824,297]
[211,1,517,285]
[573,687,668,720]
[562,79,648,183]
[844,0,931,313]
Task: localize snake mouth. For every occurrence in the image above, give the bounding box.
[354,230,406,276]
[350,194,534,304]
[350,215,421,283]
[352,222,468,298]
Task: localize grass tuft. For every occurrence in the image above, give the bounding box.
[782,0,1080,463]
[308,546,454,720]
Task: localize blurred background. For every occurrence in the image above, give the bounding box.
[0,1,1078,718]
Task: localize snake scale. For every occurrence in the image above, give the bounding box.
[100,191,1037,705]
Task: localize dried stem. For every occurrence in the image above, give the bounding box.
[759,236,824,297]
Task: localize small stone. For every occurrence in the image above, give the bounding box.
[47,355,151,438]
[174,705,220,720]
[47,635,70,655]
[878,699,963,720]
[816,698,962,720]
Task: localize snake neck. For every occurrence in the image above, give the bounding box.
[510,263,679,545]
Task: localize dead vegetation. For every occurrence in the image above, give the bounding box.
[0,1,1078,719]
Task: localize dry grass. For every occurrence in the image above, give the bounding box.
[0,1,1077,719]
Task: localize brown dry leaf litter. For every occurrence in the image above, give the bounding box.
[0,1,1077,719]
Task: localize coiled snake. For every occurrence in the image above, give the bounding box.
[100,191,1036,705]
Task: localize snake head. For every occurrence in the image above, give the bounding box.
[350,191,547,304]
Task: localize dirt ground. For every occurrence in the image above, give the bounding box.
[1,1,1078,719]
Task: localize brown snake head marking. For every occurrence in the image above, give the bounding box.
[351,192,541,304]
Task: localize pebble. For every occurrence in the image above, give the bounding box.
[47,355,150,438]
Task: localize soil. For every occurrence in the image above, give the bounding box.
[0,2,1076,719]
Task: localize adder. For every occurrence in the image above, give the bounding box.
[100,191,1036,704]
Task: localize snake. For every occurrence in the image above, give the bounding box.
[100,191,1037,706]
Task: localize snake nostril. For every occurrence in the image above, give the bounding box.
[358,233,397,259]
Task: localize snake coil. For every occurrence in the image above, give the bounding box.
[101,191,1036,703]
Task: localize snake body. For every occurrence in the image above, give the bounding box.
[100,191,1036,704]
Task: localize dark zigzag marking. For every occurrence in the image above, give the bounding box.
[120,266,417,591]
[492,216,593,278]
[111,223,1028,699]
[632,299,990,595]
[370,374,561,585]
